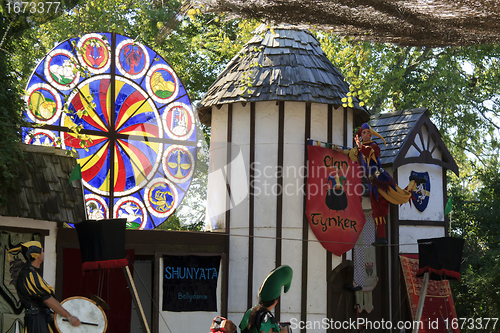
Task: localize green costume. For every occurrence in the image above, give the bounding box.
[239,307,280,333]
[239,266,293,333]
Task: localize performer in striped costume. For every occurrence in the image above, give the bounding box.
[9,241,81,333]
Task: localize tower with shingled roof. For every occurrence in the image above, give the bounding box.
[197,24,370,326]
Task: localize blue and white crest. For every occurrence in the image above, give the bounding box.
[411,171,430,212]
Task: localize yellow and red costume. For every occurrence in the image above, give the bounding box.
[344,123,418,241]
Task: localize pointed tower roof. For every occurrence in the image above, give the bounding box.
[197,25,370,125]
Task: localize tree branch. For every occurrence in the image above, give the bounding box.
[463,93,500,131]
[449,138,487,166]
[404,46,434,74]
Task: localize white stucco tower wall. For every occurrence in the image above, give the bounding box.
[198,26,369,331]
[205,101,360,328]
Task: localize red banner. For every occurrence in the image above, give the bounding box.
[306,145,366,256]
[400,255,460,333]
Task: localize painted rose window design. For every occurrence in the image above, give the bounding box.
[22,33,197,229]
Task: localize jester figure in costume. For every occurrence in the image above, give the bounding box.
[240,265,293,333]
[9,241,81,333]
[335,123,425,245]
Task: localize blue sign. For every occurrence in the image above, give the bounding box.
[411,171,430,212]
[162,255,220,312]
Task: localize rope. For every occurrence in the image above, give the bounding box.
[128,261,173,333]
[207,231,431,248]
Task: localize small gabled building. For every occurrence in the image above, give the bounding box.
[368,108,459,325]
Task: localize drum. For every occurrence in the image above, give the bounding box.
[54,296,108,333]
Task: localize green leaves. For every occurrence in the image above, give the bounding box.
[450,164,500,318]
[3,1,500,236]
[318,32,500,170]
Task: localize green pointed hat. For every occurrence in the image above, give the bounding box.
[258,265,293,302]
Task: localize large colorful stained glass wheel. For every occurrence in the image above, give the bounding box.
[22,33,198,229]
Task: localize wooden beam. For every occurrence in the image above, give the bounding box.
[300,102,311,333]
[248,102,256,310]
[123,265,151,333]
[412,272,429,333]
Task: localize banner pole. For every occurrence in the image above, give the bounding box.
[123,265,151,333]
[306,138,351,150]
[412,272,430,333]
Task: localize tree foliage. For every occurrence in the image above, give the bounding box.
[449,162,500,320]
[0,13,23,204]
[1,0,257,228]
[0,0,79,203]
[1,3,500,300]
[317,35,500,166]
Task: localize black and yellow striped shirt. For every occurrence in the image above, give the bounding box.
[16,263,55,305]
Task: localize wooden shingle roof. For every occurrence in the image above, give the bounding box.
[0,144,86,223]
[370,108,459,175]
[197,25,370,125]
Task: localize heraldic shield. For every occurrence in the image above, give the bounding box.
[411,171,430,212]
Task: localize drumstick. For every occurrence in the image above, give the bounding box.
[63,318,99,326]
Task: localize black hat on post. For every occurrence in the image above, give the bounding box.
[417,237,465,281]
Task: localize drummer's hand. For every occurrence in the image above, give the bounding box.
[69,316,81,327]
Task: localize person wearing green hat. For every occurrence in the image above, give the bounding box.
[9,241,81,332]
[239,265,293,333]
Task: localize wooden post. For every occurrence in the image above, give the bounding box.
[123,265,151,333]
[412,272,430,333]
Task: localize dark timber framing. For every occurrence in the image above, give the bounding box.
[326,104,333,333]
[398,220,446,226]
[392,116,458,175]
[443,168,450,236]
[342,106,348,263]
[0,226,49,278]
[390,168,400,324]
[326,105,350,332]
[371,109,459,177]
[224,104,233,318]
[247,102,256,310]
[0,226,50,237]
[226,104,233,234]
[301,102,311,332]
[33,32,198,229]
[275,101,285,321]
